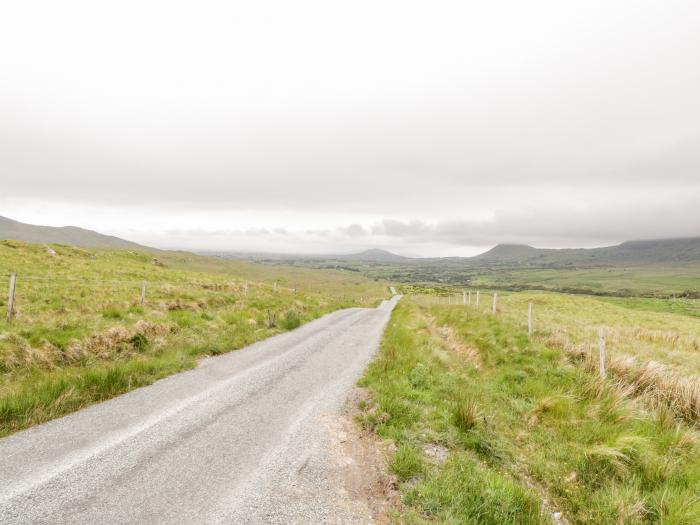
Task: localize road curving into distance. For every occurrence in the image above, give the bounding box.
[0,296,400,524]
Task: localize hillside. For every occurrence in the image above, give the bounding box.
[0,216,148,250]
[233,237,700,269]
[473,243,543,263]
[0,240,388,436]
[472,238,700,267]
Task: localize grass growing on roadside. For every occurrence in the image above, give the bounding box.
[0,241,387,436]
[358,298,700,524]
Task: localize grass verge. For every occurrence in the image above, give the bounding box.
[357,298,700,524]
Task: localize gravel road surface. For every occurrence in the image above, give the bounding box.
[0,296,400,524]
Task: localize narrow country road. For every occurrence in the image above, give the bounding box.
[0,297,400,524]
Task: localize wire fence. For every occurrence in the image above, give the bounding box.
[2,271,308,322]
[411,289,700,380]
[411,289,700,422]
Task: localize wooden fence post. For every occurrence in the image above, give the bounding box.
[492,292,498,315]
[468,290,471,305]
[476,291,480,307]
[273,281,277,293]
[528,302,533,338]
[462,291,466,305]
[598,328,606,378]
[6,273,16,322]
[140,281,147,305]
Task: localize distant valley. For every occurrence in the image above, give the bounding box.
[2,215,699,297]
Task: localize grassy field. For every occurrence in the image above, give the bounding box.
[474,291,700,376]
[470,265,700,298]
[249,252,700,298]
[359,297,700,524]
[0,240,388,436]
[401,286,700,376]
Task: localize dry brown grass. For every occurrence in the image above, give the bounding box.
[1,320,170,370]
[543,331,700,422]
[422,312,481,368]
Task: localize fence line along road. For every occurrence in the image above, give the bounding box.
[412,290,627,386]
[2,272,363,323]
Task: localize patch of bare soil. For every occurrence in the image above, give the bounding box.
[324,388,401,523]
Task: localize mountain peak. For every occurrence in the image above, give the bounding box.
[335,248,409,262]
[476,244,539,260]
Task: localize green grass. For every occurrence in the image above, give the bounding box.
[469,265,700,298]
[0,240,388,436]
[599,296,700,318]
[257,252,700,298]
[390,443,425,480]
[467,291,700,376]
[358,298,700,524]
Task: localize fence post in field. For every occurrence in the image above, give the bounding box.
[528,302,533,338]
[140,281,147,305]
[244,281,248,297]
[273,281,277,293]
[598,328,606,378]
[476,291,480,307]
[492,292,498,314]
[468,290,471,305]
[6,273,16,322]
[462,291,466,305]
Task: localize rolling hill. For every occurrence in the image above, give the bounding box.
[0,216,149,250]
[472,237,700,267]
[225,237,700,295]
[327,248,410,263]
[242,238,700,268]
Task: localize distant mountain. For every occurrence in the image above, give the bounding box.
[0,216,149,250]
[474,244,542,262]
[607,238,700,263]
[335,248,410,263]
[217,238,700,270]
[471,238,700,267]
[333,239,700,266]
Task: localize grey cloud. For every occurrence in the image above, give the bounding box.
[371,195,700,248]
[1,2,699,254]
[338,224,368,237]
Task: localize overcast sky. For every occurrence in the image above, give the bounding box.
[1,1,699,256]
